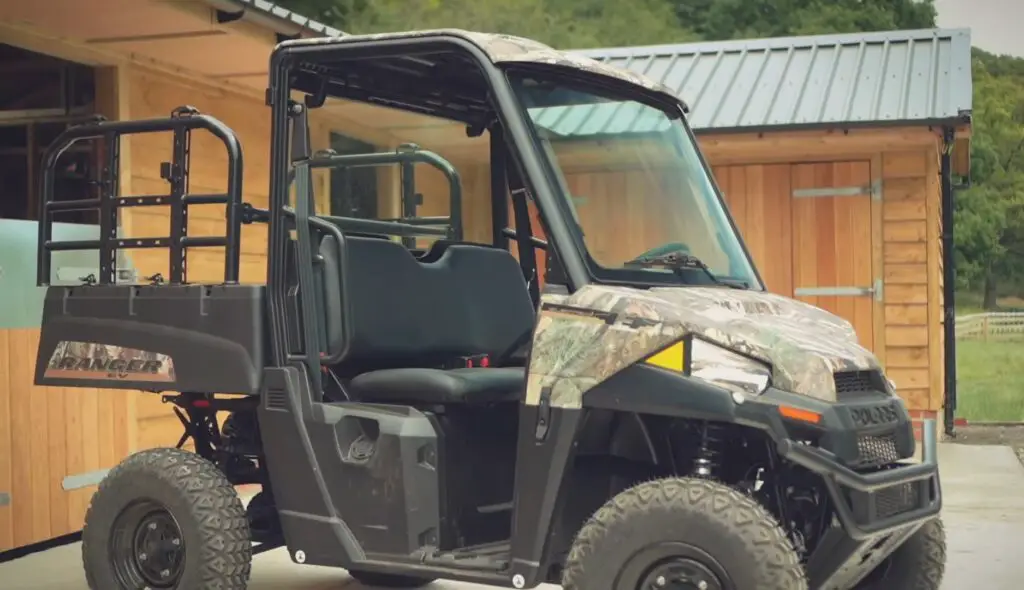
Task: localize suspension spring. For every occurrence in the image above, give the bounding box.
[693,422,726,478]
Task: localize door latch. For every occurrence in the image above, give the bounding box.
[535,386,553,441]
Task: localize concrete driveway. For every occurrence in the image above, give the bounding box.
[2,442,1023,590]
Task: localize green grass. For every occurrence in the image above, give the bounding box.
[956,338,1024,422]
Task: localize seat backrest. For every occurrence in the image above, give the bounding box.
[319,235,535,372]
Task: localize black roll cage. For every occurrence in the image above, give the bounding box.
[35,106,245,287]
[264,34,589,377]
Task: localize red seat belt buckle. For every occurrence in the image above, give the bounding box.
[452,354,490,368]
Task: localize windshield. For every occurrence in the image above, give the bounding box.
[510,73,761,289]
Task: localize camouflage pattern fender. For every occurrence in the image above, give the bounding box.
[524,285,881,409]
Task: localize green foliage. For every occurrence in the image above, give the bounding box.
[274,0,693,48]
[670,0,936,40]
[275,0,937,45]
[954,49,1024,293]
[272,0,1023,303]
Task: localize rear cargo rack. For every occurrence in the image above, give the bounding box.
[36,105,243,287]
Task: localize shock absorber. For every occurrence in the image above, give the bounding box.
[693,422,726,478]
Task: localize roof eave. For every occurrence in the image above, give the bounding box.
[691,115,973,136]
[202,0,345,40]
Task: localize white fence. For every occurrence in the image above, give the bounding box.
[956,312,1024,340]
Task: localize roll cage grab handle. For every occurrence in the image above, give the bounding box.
[36,106,244,287]
[305,144,465,243]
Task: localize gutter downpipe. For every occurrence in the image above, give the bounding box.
[941,126,958,438]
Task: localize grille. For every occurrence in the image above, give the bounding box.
[265,390,289,411]
[848,482,922,525]
[875,483,920,519]
[855,433,901,467]
[834,370,885,399]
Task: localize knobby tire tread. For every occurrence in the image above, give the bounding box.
[82,447,252,590]
[562,477,807,590]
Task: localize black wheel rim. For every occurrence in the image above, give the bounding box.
[109,499,185,589]
[617,543,733,590]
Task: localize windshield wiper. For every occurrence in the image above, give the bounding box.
[625,251,748,289]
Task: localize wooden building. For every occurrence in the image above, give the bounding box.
[0,0,972,551]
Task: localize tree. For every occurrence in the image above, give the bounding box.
[668,0,937,40]
[273,0,695,48]
[954,49,1024,305]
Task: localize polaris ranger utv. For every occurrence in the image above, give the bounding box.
[33,29,944,590]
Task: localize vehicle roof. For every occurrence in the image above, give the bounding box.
[277,29,682,104]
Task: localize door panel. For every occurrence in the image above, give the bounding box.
[790,161,876,348]
[713,164,793,295]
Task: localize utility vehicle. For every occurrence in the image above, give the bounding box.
[33,29,944,590]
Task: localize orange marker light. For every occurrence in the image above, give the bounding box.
[778,405,822,424]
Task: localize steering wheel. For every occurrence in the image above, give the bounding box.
[625,242,692,266]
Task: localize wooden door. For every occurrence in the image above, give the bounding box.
[790,161,877,348]
[713,164,794,295]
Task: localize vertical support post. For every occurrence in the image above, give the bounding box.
[168,123,190,285]
[400,160,417,248]
[490,126,509,250]
[98,131,120,285]
[941,127,958,437]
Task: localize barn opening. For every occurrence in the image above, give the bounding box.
[0,44,100,225]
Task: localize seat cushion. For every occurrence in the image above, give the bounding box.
[348,367,524,404]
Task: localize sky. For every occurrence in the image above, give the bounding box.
[934,0,1022,57]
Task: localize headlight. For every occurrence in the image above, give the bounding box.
[689,338,771,399]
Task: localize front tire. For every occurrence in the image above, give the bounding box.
[82,448,252,590]
[855,518,946,589]
[562,477,807,590]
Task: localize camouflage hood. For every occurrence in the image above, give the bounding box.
[645,286,880,399]
[527,284,880,408]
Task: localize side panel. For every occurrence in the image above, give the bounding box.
[258,367,442,567]
[524,294,686,409]
[34,285,265,394]
[508,405,582,586]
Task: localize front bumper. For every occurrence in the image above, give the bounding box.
[746,390,941,589]
[779,417,941,541]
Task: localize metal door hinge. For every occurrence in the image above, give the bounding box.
[795,279,883,302]
[0,492,9,507]
[793,180,881,201]
[63,468,110,491]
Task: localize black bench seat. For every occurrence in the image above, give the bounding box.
[318,234,536,405]
[348,367,524,405]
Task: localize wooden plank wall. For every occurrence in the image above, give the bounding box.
[0,330,135,550]
[123,66,272,286]
[711,164,794,295]
[0,67,138,551]
[880,150,943,414]
[117,65,274,452]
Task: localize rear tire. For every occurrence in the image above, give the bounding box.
[855,517,946,589]
[82,447,252,590]
[347,570,436,588]
[562,477,807,590]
